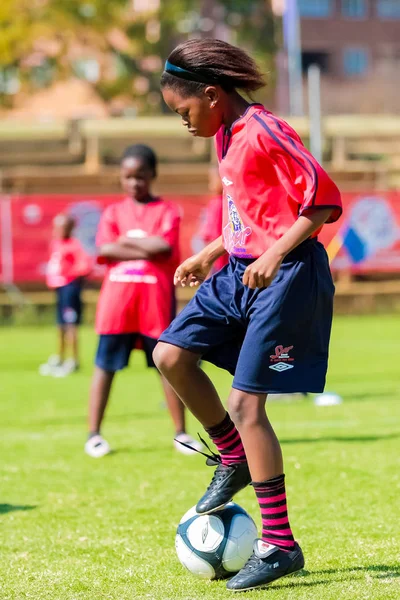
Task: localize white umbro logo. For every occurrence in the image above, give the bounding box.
[269,362,294,372]
[222,177,233,186]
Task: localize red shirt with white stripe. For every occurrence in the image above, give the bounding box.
[95,197,180,336]
[215,104,342,259]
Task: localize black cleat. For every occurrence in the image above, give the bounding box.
[226,539,304,591]
[196,457,251,514]
[173,434,251,515]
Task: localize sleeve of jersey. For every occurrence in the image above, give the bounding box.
[74,241,93,277]
[95,206,119,264]
[200,198,222,243]
[249,115,342,223]
[96,206,119,247]
[158,205,181,251]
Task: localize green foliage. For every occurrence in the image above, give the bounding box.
[130,0,277,113]
[0,0,128,105]
[0,0,35,65]
[218,0,277,101]
[0,0,125,65]
[0,0,277,113]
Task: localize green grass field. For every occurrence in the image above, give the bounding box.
[1,315,399,600]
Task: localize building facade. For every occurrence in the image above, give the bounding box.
[299,0,400,113]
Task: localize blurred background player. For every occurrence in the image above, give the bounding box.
[40,213,91,377]
[194,165,229,274]
[85,144,202,458]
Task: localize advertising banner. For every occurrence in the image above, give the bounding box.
[2,191,400,284]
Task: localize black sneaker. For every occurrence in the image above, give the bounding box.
[173,434,251,515]
[226,539,304,591]
[196,457,251,514]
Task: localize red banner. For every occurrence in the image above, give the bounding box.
[2,191,400,284]
[8,194,210,283]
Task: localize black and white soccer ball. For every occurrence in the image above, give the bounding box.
[175,502,257,580]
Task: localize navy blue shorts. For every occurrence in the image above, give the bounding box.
[56,279,83,326]
[159,239,335,394]
[95,333,158,372]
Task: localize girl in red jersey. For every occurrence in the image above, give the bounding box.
[153,40,342,591]
[85,144,202,458]
[40,214,91,377]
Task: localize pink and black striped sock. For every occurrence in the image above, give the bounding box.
[205,412,247,466]
[253,474,296,551]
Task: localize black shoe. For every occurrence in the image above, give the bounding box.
[226,539,304,591]
[196,457,251,514]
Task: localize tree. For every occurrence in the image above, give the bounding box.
[0,0,277,113]
[0,0,127,105]
[126,0,277,113]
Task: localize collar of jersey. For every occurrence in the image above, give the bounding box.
[222,103,264,159]
[227,103,264,133]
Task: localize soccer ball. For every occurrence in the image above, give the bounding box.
[175,502,258,580]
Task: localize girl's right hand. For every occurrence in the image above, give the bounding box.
[174,255,212,287]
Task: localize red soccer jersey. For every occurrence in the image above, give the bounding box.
[199,195,229,271]
[95,197,180,336]
[46,237,91,289]
[215,104,342,259]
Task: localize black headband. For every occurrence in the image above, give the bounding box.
[164,60,219,84]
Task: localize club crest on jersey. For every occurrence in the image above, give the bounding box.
[222,176,233,187]
[223,195,252,253]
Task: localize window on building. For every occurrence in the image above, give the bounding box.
[298,0,332,18]
[377,0,400,19]
[301,51,331,74]
[342,0,367,18]
[343,48,369,76]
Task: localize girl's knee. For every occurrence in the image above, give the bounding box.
[228,392,265,428]
[152,342,196,375]
[153,342,176,373]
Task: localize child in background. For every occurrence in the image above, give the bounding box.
[40,214,91,377]
[85,144,203,458]
[196,166,229,274]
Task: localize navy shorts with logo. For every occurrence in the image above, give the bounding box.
[159,238,335,394]
[95,333,158,372]
[56,279,83,326]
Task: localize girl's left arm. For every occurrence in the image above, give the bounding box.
[243,208,332,289]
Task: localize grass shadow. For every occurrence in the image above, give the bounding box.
[271,578,331,590]
[344,391,396,401]
[310,564,400,579]
[29,411,161,427]
[268,564,400,591]
[0,504,37,515]
[282,432,400,444]
[108,445,169,456]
